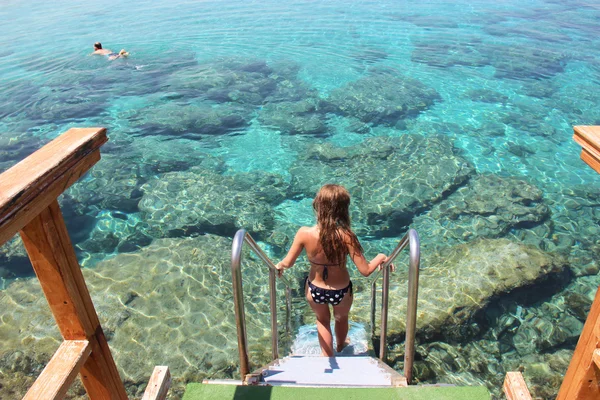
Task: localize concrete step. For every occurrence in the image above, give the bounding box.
[261,356,400,387]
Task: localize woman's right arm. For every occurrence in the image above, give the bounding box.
[346,234,387,277]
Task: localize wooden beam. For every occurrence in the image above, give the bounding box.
[557,286,600,400]
[593,349,600,370]
[573,126,600,174]
[581,148,600,174]
[141,366,171,400]
[503,372,533,400]
[23,340,91,400]
[0,127,106,246]
[20,200,128,399]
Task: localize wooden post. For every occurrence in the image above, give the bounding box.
[20,200,128,399]
[141,367,171,400]
[503,372,532,400]
[556,286,600,399]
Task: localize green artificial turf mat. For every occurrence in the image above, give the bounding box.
[183,383,491,400]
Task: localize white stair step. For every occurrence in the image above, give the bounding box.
[262,356,393,386]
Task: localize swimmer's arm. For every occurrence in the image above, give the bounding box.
[276,227,307,275]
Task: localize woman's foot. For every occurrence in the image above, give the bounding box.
[336,337,351,352]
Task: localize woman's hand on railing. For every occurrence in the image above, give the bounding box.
[377,256,395,273]
[275,262,286,278]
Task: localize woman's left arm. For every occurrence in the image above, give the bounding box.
[275,227,307,276]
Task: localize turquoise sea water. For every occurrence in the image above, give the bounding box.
[1,0,600,398]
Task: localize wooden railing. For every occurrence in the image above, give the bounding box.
[504,125,600,399]
[0,128,170,399]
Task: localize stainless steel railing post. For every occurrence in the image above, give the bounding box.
[269,267,279,360]
[370,280,377,338]
[369,228,420,384]
[379,263,390,360]
[231,229,293,381]
[231,229,250,379]
[404,229,420,384]
[285,287,292,337]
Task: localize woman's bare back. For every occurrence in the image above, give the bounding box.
[301,226,350,290]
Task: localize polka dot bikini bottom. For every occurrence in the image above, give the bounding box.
[306,278,353,306]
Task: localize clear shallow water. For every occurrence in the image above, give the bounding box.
[1,0,600,398]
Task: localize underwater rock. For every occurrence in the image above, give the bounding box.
[413,174,549,245]
[408,338,570,399]
[411,37,565,81]
[551,84,600,133]
[411,35,487,68]
[478,122,506,137]
[65,155,146,213]
[139,167,286,239]
[411,340,499,390]
[352,238,567,341]
[165,58,320,114]
[24,86,109,124]
[164,58,278,105]
[512,311,582,356]
[0,234,277,398]
[130,102,251,138]
[0,80,40,120]
[76,212,153,255]
[464,89,509,105]
[501,108,558,138]
[289,134,473,237]
[485,44,566,80]
[0,237,31,282]
[350,48,389,64]
[506,142,536,157]
[522,80,557,98]
[539,185,600,276]
[324,68,440,126]
[258,99,328,136]
[66,148,226,215]
[483,21,572,44]
[0,134,46,168]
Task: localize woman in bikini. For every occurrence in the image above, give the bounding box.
[276,184,391,356]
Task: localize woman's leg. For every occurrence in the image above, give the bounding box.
[333,289,353,352]
[306,282,334,356]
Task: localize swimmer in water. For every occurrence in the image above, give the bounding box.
[91,42,129,60]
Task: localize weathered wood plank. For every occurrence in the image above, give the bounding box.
[0,127,106,246]
[574,126,600,153]
[593,349,600,370]
[503,372,532,400]
[141,366,171,400]
[557,286,600,400]
[574,126,600,174]
[581,149,600,174]
[23,340,91,400]
[20,200,128,399]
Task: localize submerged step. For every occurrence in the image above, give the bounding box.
[292,323,369,356]
[184,383,492,400]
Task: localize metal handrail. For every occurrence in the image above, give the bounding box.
[370,228,420,384]
[231,229,292,381]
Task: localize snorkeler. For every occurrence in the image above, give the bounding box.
[91,42,129,60]
[276,184,394,356]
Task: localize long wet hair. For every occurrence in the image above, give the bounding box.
[313,184,363,264]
